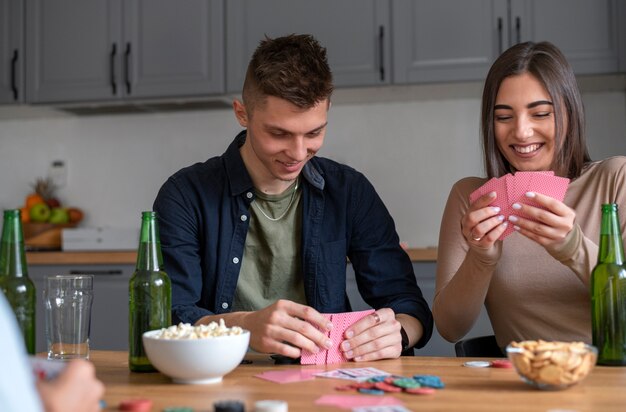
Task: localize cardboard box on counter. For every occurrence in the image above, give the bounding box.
[62,227,138,251]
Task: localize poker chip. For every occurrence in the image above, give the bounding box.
[254,400,288,412]
[334,372,444,396]
[463,361,491,368]
[374,381,403,393]
[357,388,385,395]
[213,400,245,412]
[490,359,513,368]
[118,398,153,412]
[392,378,421,389]
[366,375,388,383]
[334,384,355,391]
[412,375,445,389]
[405,387,436,395]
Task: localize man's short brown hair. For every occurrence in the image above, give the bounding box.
[242,34,334,112]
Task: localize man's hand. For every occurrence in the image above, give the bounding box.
[241,299,333,358]
[36,359,105,412]
[339,308,406,361]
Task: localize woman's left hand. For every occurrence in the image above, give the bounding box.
[507,191,575,247]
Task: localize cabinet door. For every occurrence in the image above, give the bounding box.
[226,0,391,93]
[122,0,224,98]
[392,0,507,84]
[0,0,23,104]
[26,0,122,103]
[511,0,621,74]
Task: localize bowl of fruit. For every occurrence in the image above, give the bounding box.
[20,178,84,250]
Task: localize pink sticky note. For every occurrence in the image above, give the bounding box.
[254,369,325,384]
[314,395,405,409]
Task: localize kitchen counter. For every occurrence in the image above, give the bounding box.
[26,247,437,265]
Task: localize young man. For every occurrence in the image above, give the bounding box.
[154,34,432,361]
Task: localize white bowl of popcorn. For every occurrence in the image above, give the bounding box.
[506,340,597,390]
[142,320,250,384]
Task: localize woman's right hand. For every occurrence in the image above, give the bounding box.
[462,191,507,258]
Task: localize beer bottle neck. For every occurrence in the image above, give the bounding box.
[135,212,163,271]
[598,206,625,265]
[0,211,28,278]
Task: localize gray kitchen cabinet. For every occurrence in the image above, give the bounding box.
[0,0,24,104]
[511,0,621,75]
[25,0,224,104]
[392,0,505,84]
[225,0,391,94]
[29,264,133,353]
[392,0,623,84]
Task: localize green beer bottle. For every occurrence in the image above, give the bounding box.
[591,203,626,365]
[129,211,171,372]
[0,209,36,354]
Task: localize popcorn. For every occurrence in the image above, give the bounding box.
[153,319,243,340]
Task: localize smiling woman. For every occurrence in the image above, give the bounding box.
[433,41,626,351]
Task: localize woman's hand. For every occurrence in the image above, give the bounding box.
[507,192,575,247]
[462,191,508,255]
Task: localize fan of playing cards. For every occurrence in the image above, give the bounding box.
[469,171,570,240]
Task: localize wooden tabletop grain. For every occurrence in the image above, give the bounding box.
[92,351,626,411]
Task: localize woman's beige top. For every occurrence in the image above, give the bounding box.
[434,156,626,348]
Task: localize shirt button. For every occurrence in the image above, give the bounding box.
[232,257,239,264]
[240,215,247,222]
[221,302,229,309]
[246,192,253,199]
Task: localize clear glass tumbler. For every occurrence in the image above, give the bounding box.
[43,274,94,360]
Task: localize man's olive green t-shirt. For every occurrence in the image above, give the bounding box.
[232,181,306,311]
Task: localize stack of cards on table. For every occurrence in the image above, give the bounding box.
[469,171,570,240]
[301,309,375,365]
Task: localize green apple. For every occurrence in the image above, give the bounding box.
[29,203,51,222]
[49,208,69,224]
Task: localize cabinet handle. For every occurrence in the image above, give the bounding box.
[69,270,123,276]
[10,49,18,100]
[124,42,131,95]
[497,17,503,55]
[378,25,385,81]
[515,16,521,44]
[110,43,117,95]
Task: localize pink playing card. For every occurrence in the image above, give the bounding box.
[326,310,375,364]
[469,176,510,240]
[301,309,374,365]
[254,368,324,384]
[517,173,570,220]
[300,313,333,365]
[469,177,500,204]
[314,395,405,409]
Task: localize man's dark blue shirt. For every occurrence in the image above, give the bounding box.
[153,132,433,348]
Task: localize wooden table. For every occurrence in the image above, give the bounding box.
[93,351,626,411]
